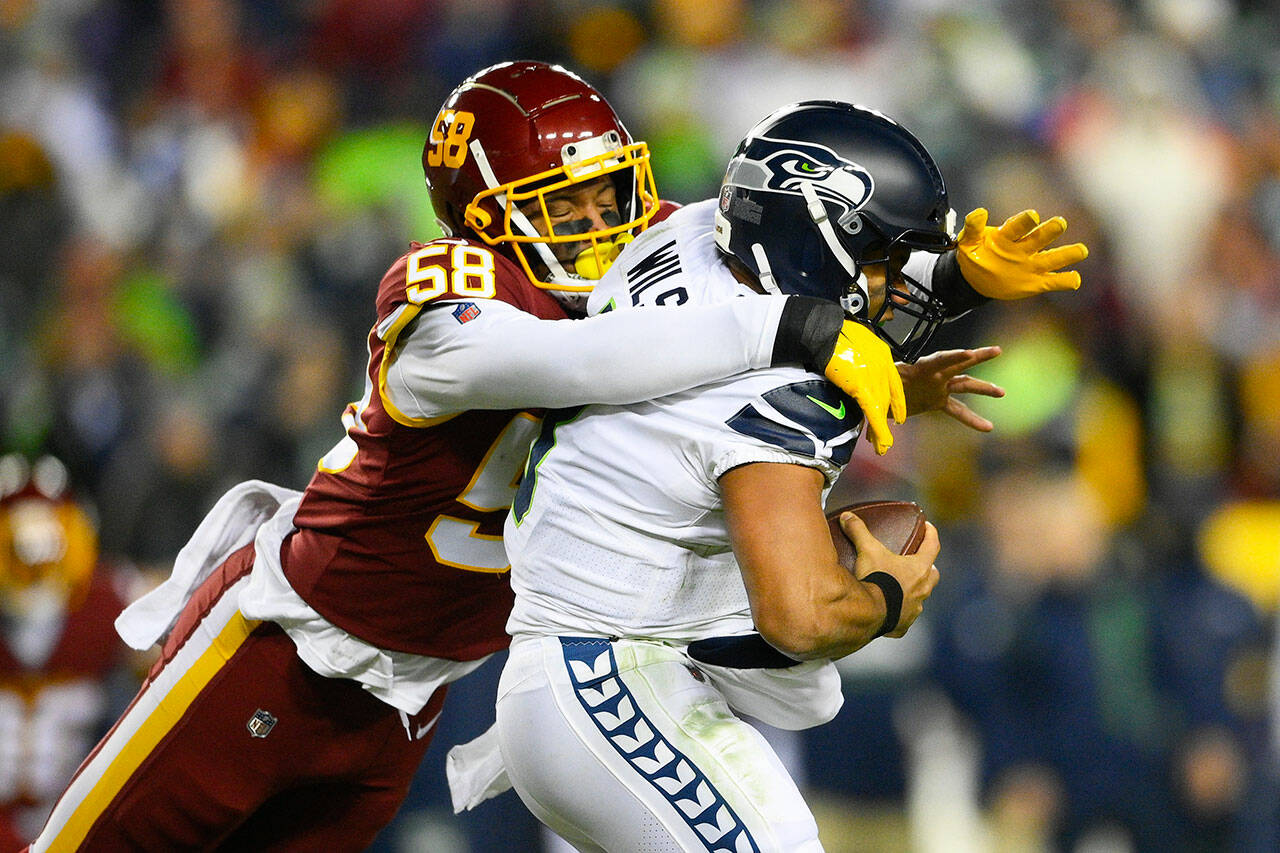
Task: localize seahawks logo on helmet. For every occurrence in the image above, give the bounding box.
[725,136,874,232]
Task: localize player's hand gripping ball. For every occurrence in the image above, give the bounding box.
[826,500,928,566]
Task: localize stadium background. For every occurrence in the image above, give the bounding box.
[1,0,1278,850]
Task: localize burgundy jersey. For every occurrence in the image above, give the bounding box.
[285,237,566,660]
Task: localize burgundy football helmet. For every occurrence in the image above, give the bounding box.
[423,61,659,293]
[0,454,97,613]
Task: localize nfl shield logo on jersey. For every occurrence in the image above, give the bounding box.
[452,302,482,324]
[247,708,277,738]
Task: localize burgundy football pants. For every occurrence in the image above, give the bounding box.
[29,544,446,852]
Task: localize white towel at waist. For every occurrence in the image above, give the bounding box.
[238,502,488,714]
[116,478,487,716]
[114,479,301,651]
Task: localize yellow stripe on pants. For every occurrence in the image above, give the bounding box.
[42,611,260,852]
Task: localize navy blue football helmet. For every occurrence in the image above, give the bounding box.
[713,101,956,361]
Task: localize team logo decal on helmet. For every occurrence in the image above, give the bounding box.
[747,137,875,231]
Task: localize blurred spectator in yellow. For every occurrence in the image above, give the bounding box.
[0,454,142,849]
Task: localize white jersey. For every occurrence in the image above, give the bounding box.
[503,199,863,643]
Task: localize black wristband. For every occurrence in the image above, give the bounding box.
[771,296,846,372]
[931,250,990,318]
[862,571,904,638]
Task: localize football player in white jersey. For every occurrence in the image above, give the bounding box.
[491,101,986,852]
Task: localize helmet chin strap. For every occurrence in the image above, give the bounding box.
[799,182,868,314]
[750,243,782,294]
[469,139,573,283]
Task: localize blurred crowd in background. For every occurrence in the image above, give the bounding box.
[1,0,1278,850]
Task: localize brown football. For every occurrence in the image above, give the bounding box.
[827,500,928,568]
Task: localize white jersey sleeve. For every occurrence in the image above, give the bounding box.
[902,249,939,294]
[383,265,788,419]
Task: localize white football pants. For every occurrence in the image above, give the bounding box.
[495,635,824,853]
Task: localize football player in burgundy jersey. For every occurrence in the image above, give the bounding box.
[30,61,1086,851]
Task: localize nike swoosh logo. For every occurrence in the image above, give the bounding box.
[416,710,443,740]
[807,395,846,419]
[400,709,444,742]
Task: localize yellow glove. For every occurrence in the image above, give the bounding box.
[823,320,906,455]
[955,208,1089,299]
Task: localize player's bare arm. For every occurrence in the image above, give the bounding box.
[720,462,940,661]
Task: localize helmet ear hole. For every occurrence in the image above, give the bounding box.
[465,204,492,231]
